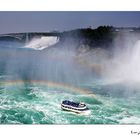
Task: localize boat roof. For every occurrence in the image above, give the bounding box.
[62,100,84,107]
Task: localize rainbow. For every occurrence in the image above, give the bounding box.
[0,80,96,97]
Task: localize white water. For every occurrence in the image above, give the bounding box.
[106,39,140,84]
[25,36,59,50]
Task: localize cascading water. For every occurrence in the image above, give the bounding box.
[25,36,59,50]
[106,39,140,84]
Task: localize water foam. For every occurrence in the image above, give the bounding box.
[119,116,140,124]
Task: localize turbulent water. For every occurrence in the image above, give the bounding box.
[0,35,140,124]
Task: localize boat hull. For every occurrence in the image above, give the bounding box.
[61,105,91,115]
